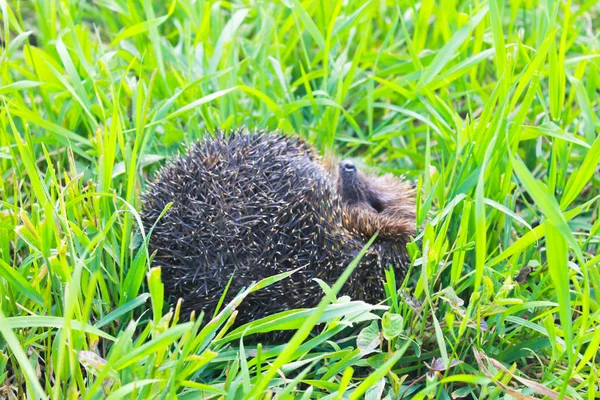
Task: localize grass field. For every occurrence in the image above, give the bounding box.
[1,0,599,398]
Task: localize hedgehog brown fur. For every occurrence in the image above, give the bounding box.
[141,128,416,333]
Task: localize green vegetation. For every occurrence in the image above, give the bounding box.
[1,0,599,398]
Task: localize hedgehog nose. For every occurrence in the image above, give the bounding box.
[340,160,356,172]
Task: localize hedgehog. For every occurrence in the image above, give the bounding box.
[141,128,416,331]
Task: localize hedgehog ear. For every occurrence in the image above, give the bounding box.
[368,174,417,219]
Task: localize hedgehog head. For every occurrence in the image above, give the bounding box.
[336,160,416,241]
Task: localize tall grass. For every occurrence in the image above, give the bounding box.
[0,0,599,398]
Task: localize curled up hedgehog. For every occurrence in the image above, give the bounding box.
[141,128,416,331]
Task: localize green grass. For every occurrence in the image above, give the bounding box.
[1,0,599,398]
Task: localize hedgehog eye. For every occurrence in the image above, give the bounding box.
[368,196,384,213]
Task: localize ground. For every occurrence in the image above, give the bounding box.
[0,1,599,399]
